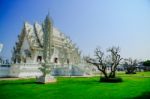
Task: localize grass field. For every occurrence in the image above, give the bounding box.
[0,72,150,99]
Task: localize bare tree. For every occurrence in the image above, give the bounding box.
[123,58,138,74]
[85,46,122,80]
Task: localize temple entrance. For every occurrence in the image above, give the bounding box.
[54,57,58,63]
[37,56,42,62]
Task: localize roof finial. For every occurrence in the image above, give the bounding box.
[45,11,54,25]
[46,11,50,18]
[48,11,50,17]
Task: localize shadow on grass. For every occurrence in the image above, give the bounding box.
[0,79,40,86]
[0,77,124,86]
[131,92,150,99]
[58,77,124,85]
[60,78,99,84]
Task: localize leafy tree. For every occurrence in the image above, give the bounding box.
[143,60,150,66]
[85,46,122,82]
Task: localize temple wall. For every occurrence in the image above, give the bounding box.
[9,63,42,78]
[0,63,89,78]
[0,65,10,77]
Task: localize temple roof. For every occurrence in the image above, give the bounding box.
[22,20,77,51]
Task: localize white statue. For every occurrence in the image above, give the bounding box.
[36,15,56,84]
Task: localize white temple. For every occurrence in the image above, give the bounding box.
[8,15,91,77]
[12,16,81,65]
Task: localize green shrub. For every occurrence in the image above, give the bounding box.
[143,60,150,66]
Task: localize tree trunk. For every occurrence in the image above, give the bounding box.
[101,71,108,78]
[111,71,116,78]
[109,70,116,78]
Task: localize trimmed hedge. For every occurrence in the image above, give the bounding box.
[100,77,123,83]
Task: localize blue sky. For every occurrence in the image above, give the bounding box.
[0,0,150,60]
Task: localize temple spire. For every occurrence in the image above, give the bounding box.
[42,14,53,63]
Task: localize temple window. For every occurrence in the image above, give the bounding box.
[23,58,26,63]
[13,58,16,63]
[24,49,31,57]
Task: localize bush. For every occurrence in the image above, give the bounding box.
[143,60,150,66]
[100,77,123,83]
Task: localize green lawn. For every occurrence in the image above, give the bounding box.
[0,72,150,99]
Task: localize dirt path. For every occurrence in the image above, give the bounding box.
[0,77,33,81]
